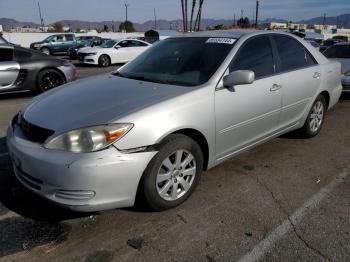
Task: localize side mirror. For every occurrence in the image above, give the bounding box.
[51,39,56,42]
[223,70,255,87]
[115,45,121,49]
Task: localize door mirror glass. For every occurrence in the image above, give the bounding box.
[223,70,255,87]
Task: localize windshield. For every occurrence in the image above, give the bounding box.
[43,35,55,42]
[116,37,236,86]
[101,40,117,48]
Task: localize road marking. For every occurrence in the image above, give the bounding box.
[0,152,9,158]
[238,167,350,262]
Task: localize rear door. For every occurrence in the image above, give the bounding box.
[0,47,20,90]
[271,35,321,129]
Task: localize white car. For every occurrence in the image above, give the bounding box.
[77,39,151,67]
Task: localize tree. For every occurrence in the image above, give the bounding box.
[104,24,109,32]
[181,0,204,32]
[119,21,135,32]
[237,17,251,28]
[53,21,64,32]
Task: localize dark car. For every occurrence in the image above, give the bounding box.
[68,38,110,59]
[30,34,77,55]
[0,44,76,94]
[320,39,344,52]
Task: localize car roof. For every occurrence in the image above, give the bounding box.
[173,30,254,39]
[334,42,350,46]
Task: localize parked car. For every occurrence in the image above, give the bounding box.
[76,35,101,45]
[323,42,350,92]
[30,34,77,55]
[305,39,320,50]
[77,39,151,67]
[320,39,344,52]
[7,31,342,212]
[68,38,110,59]
[0,44,76,94]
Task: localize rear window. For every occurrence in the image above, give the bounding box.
[273,35,317,72]
[323,45,350,59]
[0,48,13,61]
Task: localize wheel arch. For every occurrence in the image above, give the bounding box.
[36,67,67,91]
[319,90,330,109]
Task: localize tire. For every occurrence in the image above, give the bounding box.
[300,94,327,138]
[40,47,51,55]
[142,134,203,211]
[98,54,111,67]
[37,69,65,93]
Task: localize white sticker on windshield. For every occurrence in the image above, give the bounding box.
[206,38,236,44]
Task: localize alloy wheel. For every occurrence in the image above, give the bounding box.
[309,101,324,133]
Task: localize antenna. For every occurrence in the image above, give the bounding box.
[37,2,45,29]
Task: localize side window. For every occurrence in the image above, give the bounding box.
[65,35,74,41]
[118,40,129,48]
[56,35,64,42]
[0,48,13,62]
[230,36,275,79]
[128,40,148,47]
[273,35,317,72]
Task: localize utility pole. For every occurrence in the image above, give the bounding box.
[37,2,45,30]
[255,0,259,29]
[322,13,326,30]
[124,3,129,32]
[154,8,157,30]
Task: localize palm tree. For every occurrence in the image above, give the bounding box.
[181,0,185,32]
[194,0,204,31]
[190,0,197,31]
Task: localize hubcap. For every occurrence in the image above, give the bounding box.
[309,101,324,133]
[40,73,62,91]
[156,150,196,201]
[101,56,109,66]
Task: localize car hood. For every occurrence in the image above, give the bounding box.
[22,74,193,133]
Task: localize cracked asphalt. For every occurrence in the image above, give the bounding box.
[0,61,349,262]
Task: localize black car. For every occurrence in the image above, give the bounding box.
[0,44,76,94]
[320,39,345,52]
[68,38,110,59]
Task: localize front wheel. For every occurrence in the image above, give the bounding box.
[40,47,51,55]
[300,95,327,138]
[37,69,65,93]
[142,134,203,211]
[98,55,111,67]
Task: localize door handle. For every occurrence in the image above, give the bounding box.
[5,67,18,71]
[270,84,282,92]
[313,72,321,79]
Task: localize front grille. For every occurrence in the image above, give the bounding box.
[78,53,87,61]
[19,116,54,143]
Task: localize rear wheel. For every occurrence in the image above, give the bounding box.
[142,134,203,211]
[300,95,327,138]
[98,55,111,67]
[37,69,65,93]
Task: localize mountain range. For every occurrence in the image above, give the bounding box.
[1,14,350,31]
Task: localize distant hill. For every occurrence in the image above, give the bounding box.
[1,13,349,32]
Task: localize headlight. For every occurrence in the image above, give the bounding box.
[344,71,350,77]
[44,124,133,153]
[33,44,40,48]
[86,52,97,56]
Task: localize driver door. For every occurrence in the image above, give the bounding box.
[215,35,282,160]
[0,47,20,91]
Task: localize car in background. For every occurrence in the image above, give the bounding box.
[320,39,344,52]
[30,34,77,55]
[76,35,101,45]
[323,42,350,92]
[306,39,320,51]
[68,38,110,59]
[77,39,151,67]
[7,31,342,212]
[0,44,76,94]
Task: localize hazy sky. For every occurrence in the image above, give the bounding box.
[1,0,349,23]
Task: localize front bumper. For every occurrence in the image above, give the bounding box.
[78,54,98,65]
[342,76,350,93]
[6,126,156,212]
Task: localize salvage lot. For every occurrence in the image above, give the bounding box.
[0,61,349,262]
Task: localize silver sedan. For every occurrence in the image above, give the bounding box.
[7,31,342,211]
